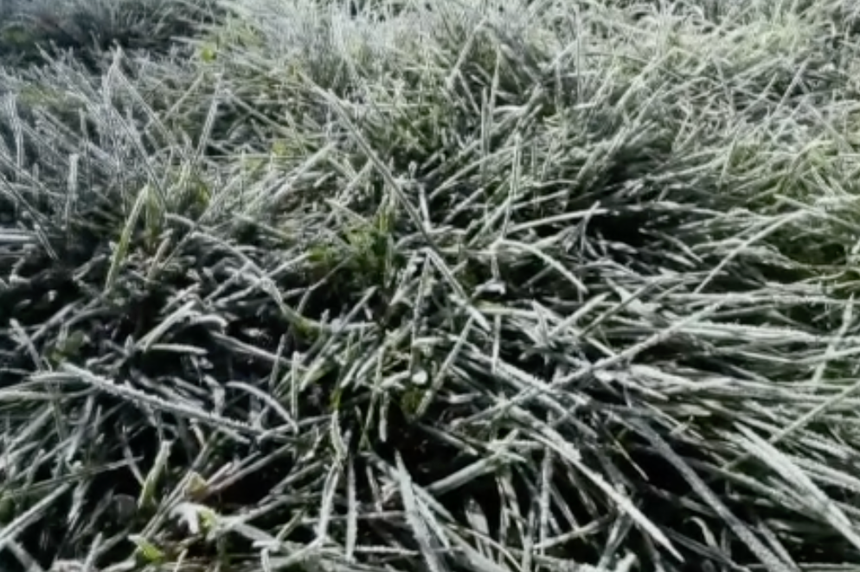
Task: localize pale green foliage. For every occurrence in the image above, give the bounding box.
[3,0,860,571]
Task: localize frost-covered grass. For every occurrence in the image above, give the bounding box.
[3,0,860,570]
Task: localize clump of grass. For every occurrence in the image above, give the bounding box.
[0,0,223,72]
[4,0,860,571]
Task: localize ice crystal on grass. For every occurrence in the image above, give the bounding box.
[4,0,860,571]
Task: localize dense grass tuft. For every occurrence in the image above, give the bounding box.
[0,0,222,71]
[3,0,860,571]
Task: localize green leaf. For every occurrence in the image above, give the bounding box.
[129,535,166,563]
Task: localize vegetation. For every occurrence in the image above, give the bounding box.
[2,0,860,570]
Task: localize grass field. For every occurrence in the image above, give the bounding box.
[3,0,860,570]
